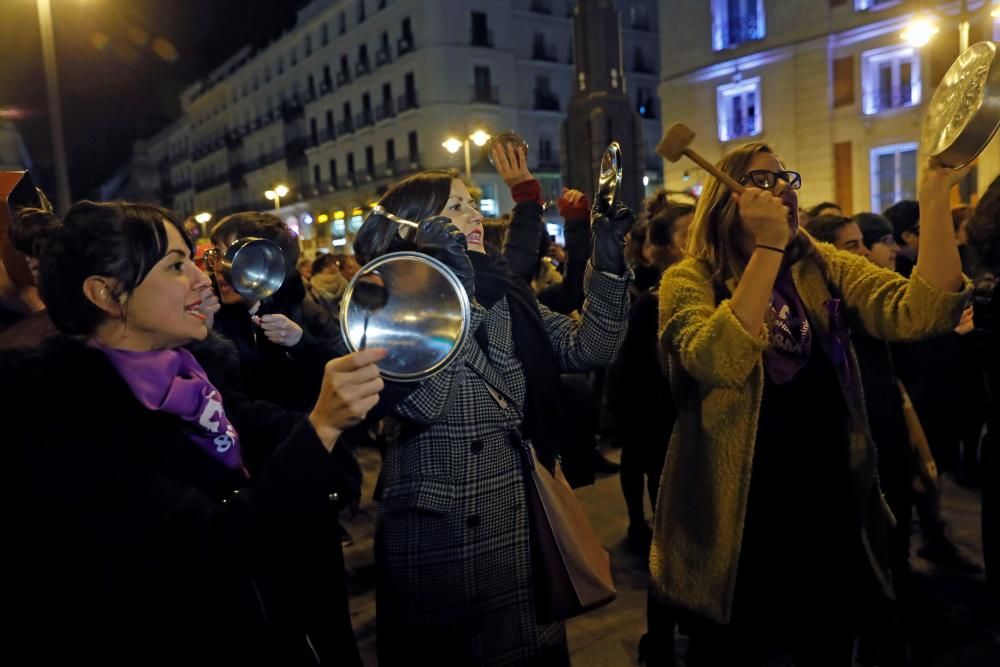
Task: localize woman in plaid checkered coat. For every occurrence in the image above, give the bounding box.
[355,150,632,665]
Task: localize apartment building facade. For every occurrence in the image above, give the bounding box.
[136,0,661,248]
[657,0,996,215]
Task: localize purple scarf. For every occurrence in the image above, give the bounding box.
[92,341,247,476]
[764,266,812,385]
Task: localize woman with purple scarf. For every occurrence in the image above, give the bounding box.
[0,201,383,666]
[650,143,971,664]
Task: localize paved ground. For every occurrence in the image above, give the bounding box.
[341,443,1000,665]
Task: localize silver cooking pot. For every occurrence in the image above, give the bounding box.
[339,251,472,382]
[922,41,1000,169]
[219,237,287,301]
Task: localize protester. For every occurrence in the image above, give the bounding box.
[0,206,60,348]
[354,160,631,664]
[309,252,349,316]
[0,200,383,665]
[208,212,345,411]
[652,143,970,664]
[884,199,920,277]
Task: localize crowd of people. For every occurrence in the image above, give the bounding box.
[1,136,998,666]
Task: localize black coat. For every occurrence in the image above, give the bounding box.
[213,273,348,411]
[0,335,362,666]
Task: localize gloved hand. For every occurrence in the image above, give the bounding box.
[415,216,475,301]
[590,201,634,275]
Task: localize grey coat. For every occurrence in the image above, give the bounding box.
[375,265,630,666]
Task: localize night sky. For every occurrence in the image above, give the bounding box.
[0,0,306,200]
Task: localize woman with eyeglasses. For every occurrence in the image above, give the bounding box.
[650,142,971,664]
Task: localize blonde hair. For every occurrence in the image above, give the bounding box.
[686,142,819,289]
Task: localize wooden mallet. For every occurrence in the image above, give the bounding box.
[657,123,746,194]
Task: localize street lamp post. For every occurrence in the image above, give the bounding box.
[36,0,72,215]
[442,130,491,182]
[265,184,289,211]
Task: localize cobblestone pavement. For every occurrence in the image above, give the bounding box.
[341,444,1000,666]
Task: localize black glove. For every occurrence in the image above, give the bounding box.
[415,216,475,301]
[590,201,634,275]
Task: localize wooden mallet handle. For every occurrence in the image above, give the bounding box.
[657,123,746,194]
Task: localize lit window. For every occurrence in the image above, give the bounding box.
[711,0,766,51]
[870,143,917,212]
[861,45,921,115]
[716,77,761,142]
[854,0,901,10]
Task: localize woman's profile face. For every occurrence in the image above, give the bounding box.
[122,223,212,349]
[438,179,485,253]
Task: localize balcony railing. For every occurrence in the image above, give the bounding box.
[337,118,355,135]
[530,0,552,13]
[471,29,494,48]
[534,91,560,111]
[320,80,333,95]
[396,156,421,174]
[355,60,370,77]
[244,148,287,172]
[336,70,351,86]
[318,127,335,144]
[532,43,557,62]
[862,85,918,115]
[194,172,229,193]
[718,116,760,142]
[355,109,374,129]
[472,85,499,104]
[397,92,418,113]
[376,47,392,67]
[398,35,414,56]
[632,58,655,75]
[713,14,765,50]
[375,100,396,121]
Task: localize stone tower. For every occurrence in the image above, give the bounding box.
[561,0,645,212]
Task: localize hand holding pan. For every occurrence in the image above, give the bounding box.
[657,123,746,194]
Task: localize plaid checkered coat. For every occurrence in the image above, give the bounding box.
[375,265,630,665]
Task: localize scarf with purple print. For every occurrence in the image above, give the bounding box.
[92,341,247,476]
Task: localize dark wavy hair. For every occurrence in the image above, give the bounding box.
[353,169,457,264]
[210,211,299,278]
[967,174,1000,276]
[804,214,852,245]
[853,212,894,250]
[10,207,61,257]
[39,201,191,336]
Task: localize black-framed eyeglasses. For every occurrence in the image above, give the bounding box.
[203,247,220,270]
[739,170,802,190]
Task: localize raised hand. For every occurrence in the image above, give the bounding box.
[308,348,387,450]
[490,142,533,189]
[415,216,475,300]
[732,186,790,249]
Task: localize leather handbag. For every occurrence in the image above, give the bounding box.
[523,445,616,623]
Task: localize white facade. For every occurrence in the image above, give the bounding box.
[658,0,995,214]
[137,0,661,246]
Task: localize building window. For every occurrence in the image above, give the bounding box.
[861,45,920,115]
[473,66,497,103]
[321,23,329,46]
[870,143,917,213]
[636,87,657,119]
[854,0,901,10]
[711,0,765,51]
[330,158,338,187]
[716,77,761,142]
[539,138,554,165]
[313,164,322,185]
[471,11,493,47]
[339,11,347,35]
[408,131,419,165]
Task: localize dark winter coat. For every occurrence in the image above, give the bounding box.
[212,273,347,411]
[0,335,362,666]
[375,265,630,665]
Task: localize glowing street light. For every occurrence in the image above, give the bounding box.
[194,211,212,239]
[264,184,290,210]
[442,129,491,181]
[901,16,940,48]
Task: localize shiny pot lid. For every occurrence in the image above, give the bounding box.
[339,251,471,382]
[922,41,1000,169]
